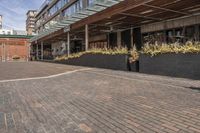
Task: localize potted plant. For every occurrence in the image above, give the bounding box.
[128,46,139,72]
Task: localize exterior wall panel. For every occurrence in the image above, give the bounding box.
[89,34,108,48]
[142,15,200,33]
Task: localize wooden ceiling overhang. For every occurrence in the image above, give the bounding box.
[33,0,200,44]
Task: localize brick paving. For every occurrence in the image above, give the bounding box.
[0,62,82,80]
[0,62,200,133]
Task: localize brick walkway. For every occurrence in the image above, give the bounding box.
[0,62,200,133]
[0,62,82,80]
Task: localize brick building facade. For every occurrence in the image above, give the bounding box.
[0,35,32,61]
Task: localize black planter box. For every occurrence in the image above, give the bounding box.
[56,54,129,71]
[129,61,139,72]
[139,53,200,79]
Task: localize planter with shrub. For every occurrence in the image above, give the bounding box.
[55,48,138,71]
[139,42,200,79]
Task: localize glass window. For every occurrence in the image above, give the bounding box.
[166,30,174,43]
[77,0,83,11]
[88,0,94,6]
[185,26,195,41]
[61,0,68,6]
[199,25,200,41]
[175,28,184,43]
[55,0,62,11]
[62,0,84,18]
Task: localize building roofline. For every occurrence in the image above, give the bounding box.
[0,34,33,39]
[26,10,37,15]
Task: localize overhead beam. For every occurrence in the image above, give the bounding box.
[143,4,190,15]
[119,12,162,21]
[71,0,155,30]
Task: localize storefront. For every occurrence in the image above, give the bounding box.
[31,0,200,60]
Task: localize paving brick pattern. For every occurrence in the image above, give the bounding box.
[0,62,200,133]
[0,62,82,80]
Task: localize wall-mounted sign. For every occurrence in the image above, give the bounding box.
[64,25,70,33]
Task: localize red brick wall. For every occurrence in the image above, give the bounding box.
[0,38,29,61]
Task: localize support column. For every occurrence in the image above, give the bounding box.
[131,28,134,48]
[29,44,31,61]
[107,33,110,48]
[3,43,6,62]
[195,25,199,41]
[41,41,44,60]
[36,43,39,60]
[2,43,5,62]
[67,32,70,56]
[85,24,89,51]
[117,31,121,47]
[133,27,142,50]
[0,43,2,62]
[27,42,30,62]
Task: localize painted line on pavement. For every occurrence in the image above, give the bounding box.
[0,68,92,83]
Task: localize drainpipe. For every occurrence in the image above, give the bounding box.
[36,43,39,60]
[85,24,89,51]
[3,43,5,62]
[67,32,70,56]
[41,41,44,60]
[0,43,3,62]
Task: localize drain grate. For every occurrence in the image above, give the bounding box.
[188,87,200,92]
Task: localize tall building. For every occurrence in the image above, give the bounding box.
[26,10,37,35]
[0,15,2,29]
[30,0,200,60]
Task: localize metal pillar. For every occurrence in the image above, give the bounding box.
[28,43,31,61]
[85,24,89,51]
[41,42,44,60]
[0,43,4,62]
[3,43,5,62]
[26,42,30,62]
[117,31,121,47]
[67,32,70,56]
[36,43,39,60]
[107,33,110,48]
[131,28,134,48]
[0,43,2,62]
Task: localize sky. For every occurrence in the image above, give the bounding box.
[0,0,45,30]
